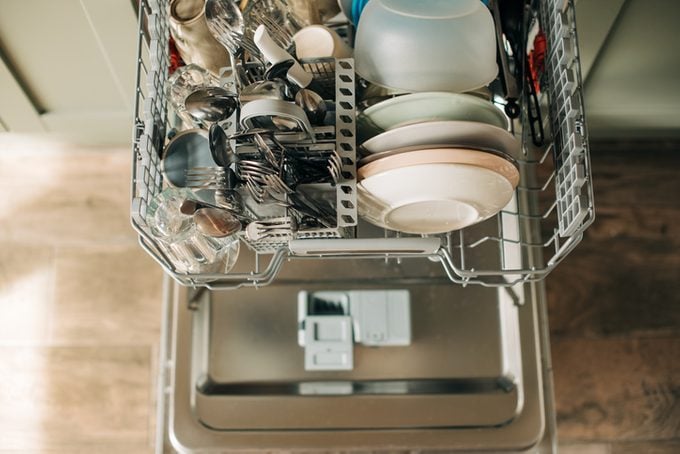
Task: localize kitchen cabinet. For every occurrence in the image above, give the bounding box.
[0,0,137,144]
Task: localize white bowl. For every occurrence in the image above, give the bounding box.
[358,163,515,234]
[354,0,498,93]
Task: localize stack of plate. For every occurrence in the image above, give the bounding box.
[356,92,521,234]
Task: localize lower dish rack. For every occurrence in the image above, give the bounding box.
[131,0,594,290]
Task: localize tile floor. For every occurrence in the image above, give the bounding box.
[0,136,159,453]
[0,136,677,453]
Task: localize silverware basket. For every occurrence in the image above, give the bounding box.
[131,0,594,289]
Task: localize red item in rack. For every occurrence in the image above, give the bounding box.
[528,31,547,93]
[169,36,184,75]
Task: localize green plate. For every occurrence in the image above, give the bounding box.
[357,92,508,144]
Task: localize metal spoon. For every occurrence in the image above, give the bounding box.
[295,88,326,125]
[209,123,234,167]
[185,87,238,124]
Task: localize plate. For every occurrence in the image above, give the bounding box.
[356,92,508,143]
[360,120,520,159]
[358,148,520,187]
[358,163,514,234]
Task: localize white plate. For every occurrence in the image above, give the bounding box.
[358,163,514,234]
[356,92,508,143]
[361,120,520,159]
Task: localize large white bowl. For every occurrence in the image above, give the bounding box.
[358,163,515,234]
[354,0,498,93]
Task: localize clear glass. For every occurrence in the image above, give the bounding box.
[146,188,240,274]
[166,64,220,126]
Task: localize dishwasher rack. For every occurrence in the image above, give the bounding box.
[131,0,594,290]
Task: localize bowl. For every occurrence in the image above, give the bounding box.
[354,0,498,93]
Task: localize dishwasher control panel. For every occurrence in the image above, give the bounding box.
[297,290,411,371]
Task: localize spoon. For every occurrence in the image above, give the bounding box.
[179,199,243,237]
[295,88,326,125]
[209,123,238,167]
[194,207,242,238]
[185,87,238,124]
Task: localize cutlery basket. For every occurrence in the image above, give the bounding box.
[131,0,594,289]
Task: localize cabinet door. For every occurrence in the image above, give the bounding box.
[0,0,138,145]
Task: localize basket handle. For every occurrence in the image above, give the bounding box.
[289,238,441,256]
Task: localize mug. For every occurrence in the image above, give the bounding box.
[293,25,352,59]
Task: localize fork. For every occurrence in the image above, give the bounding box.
[184,167,245,212]
[245,216,296,242]
[327,151,344,183]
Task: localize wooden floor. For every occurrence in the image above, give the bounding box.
[547,144,680,453]
[0,136,678,453]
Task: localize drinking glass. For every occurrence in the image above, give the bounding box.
[146,187,240,275]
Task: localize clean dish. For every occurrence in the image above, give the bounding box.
[161,129,215,187]
[354,0,497,93]
[360,120,520,159]
[351,0,371,23]
[357,92,508,143]
[293,25,352,59]
[358,163,515,234]
[357,147,520,187]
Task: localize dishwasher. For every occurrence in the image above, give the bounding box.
[130,0,594,452]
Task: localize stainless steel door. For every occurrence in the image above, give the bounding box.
[156,253,557,452]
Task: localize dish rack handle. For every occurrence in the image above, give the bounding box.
[289,238,441,256]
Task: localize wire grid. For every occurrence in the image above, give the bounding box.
[437,0,594,284]
[131,0,169,230]
[301,58,336,99]
[540,0,594,236]
[129,0,594,289]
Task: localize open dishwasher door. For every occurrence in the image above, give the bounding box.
[155,244,557,452]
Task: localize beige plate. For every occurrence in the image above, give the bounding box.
[357,148,520,188]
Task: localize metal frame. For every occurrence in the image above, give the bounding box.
[131,0,594,289]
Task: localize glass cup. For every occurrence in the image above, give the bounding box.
[167,64,220,127]
[146,187,240,275]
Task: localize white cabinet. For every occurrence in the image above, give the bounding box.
[0,0,138,145]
